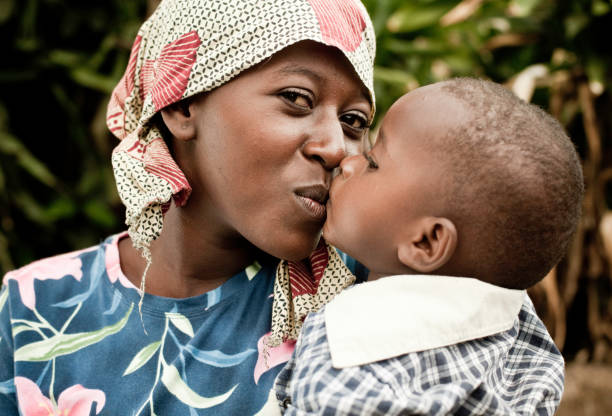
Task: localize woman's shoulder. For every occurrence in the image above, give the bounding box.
[4,244,101,282]
[1,234,121,310]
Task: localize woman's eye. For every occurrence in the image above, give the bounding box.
[341,112,369,130]
[279,89,313,109]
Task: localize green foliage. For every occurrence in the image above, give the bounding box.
[0,0,150,273]
[364,0,612,124]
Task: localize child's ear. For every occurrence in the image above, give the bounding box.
[159,99,196,142]
[397,217,457,273]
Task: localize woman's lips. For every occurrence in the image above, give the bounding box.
[296,195,326,220]
[295,185,328,221]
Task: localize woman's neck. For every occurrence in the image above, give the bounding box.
[119,205,260,298]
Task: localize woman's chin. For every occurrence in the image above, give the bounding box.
[265,234,322,262]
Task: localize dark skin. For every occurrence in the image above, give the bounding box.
[118,219,257,298]
[324,85,471,281]
[119,41,372,298]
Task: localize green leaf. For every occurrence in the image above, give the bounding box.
[374,66,418,89]
[592,0,610,16]
[245,261,261,280]
[47,50,84,68]
[0,288,7,313]
[15,303,133,362]
[161,361,237,409]
[70,68,117,93]
[17,154,56,188]
[88,35,118,71]
[10,319,41,328]
[564,13,589,39]
[0,0,15,24]
[0,132,57,187]
[12,325,34,337]
[123,341,161,376]
[0,133,20,153]
[383,38,449,56]
[83,200,116,228]
[14,192,51,226]
[508,0,544,18]
[586,57,606,95]
[386,1,456,33]
[44,198,77,222]
[167,313,194,338]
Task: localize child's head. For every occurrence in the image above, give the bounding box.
[323,78,584,289]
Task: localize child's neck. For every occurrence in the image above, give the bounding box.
[367,271,389,282]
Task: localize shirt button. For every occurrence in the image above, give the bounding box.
[281,397,291,409]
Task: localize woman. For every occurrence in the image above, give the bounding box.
[0,0,375,414]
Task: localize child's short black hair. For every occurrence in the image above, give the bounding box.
[434,78,583,289]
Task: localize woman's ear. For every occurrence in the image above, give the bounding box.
[397,217,457,273]
[159,99,196,142]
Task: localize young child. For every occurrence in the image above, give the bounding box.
[272,78,583,415]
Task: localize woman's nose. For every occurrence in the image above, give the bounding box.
[302,115,346,170]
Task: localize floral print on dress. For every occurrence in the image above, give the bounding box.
[104,232,135,288]
[254,334,295,384]
[3,246,96,310]
[15,376,105,416]
[0,234,292,415]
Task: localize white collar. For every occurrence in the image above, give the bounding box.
[325,274,525,368]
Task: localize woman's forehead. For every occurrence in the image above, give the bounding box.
[256,41,372,103]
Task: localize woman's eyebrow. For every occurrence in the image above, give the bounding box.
[276,64,371,105]
[276,65,323,83]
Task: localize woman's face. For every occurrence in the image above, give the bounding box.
[179,40,372,261]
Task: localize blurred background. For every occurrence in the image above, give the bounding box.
[0,0,610,412]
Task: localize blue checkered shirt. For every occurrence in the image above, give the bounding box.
[274,298,564,415]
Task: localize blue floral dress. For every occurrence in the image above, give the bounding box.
[0,233,364,415]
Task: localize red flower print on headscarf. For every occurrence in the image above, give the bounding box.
[120,135,192,207]
[140,31,202,112]
[307,0,367,52]
[107,35,142,140]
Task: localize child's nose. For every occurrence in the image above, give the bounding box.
[339,155,360,179]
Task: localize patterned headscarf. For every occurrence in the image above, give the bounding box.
[106,0,376,343]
